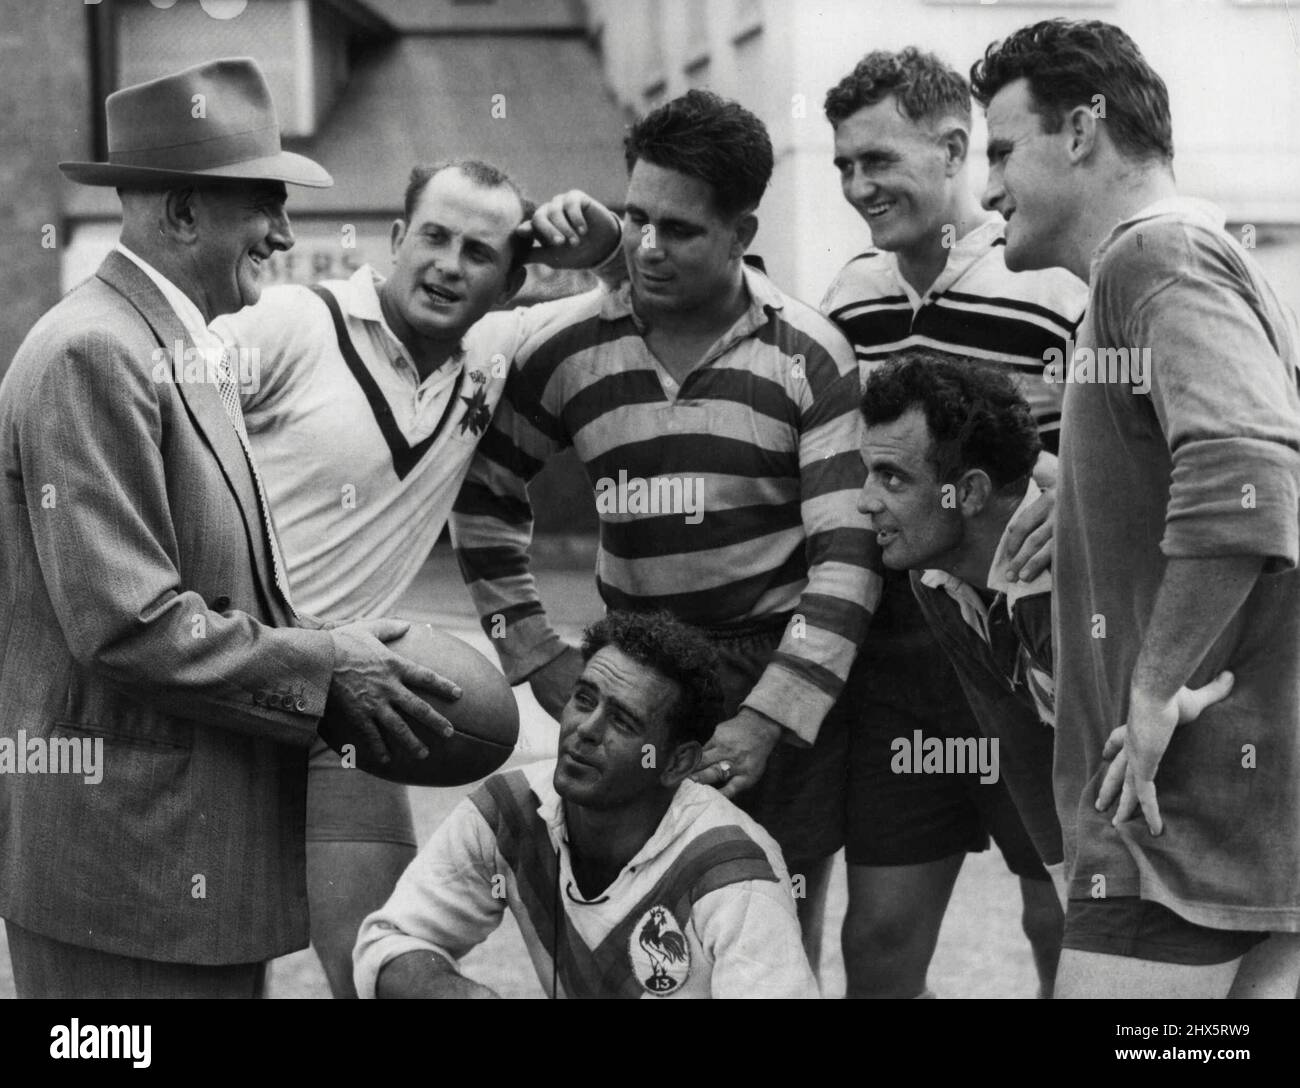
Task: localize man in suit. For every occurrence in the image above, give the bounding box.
[0,58,459,998]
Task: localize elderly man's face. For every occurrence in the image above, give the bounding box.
[191,180,293,317]
[385,168,523,343]
[553,647,682,810]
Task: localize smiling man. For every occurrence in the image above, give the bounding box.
[449,91,876,979]
[972,18,1300,998]
[0,58,463,998]
[353,611,816,999]
[819,47,1086,999]
[212,161,622,997]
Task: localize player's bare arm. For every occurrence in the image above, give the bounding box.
[517,189,622,270]
[374,951,500,999]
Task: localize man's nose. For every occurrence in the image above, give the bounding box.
[845,164,875,204]
[573,707,605,742]
[980,172,1003,214]
[269,208,294,251]
[857,480,883,517]
[434,242,465,279]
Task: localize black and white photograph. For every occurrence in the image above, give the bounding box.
[1,0,1298,1063]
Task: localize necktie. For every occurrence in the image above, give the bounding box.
[214,348,301,621]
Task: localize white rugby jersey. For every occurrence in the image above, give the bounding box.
[821,218,1086,447]
[353,759,818,999]
[212,266,595,621]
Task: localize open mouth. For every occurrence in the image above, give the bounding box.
[423,283,461,305]
[864,200,894,219]
[876,528,899,547]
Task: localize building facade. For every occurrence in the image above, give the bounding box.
[585,0,1300,309]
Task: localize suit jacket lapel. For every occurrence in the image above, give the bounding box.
[95,251,283,620]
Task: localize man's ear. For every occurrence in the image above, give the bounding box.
[659,738,702,788]
[731,212,758,258]
[956,468,994,517]
[1065,104,1101,164]
[939,122,971,176]
[389,218,408,261]
[162,187,200,243]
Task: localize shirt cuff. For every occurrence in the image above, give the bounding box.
[496,613,570,685]
[1163,438,1300,570]
[741,665,837,747]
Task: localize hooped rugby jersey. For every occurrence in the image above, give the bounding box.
[353,760,818,999]
[822,217,1086,451]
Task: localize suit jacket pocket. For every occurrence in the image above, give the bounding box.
[53,718,193,753]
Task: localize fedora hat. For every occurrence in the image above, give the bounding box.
[59,57,331,188]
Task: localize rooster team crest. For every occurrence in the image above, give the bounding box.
[630,904,690,996]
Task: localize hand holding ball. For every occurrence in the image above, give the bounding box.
[320,621,519,787]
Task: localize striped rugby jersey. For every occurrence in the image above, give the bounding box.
[821,218,1086,450]
[450,264,878,744]
[352,760,818,999]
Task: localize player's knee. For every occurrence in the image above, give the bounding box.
[842,904,927,963]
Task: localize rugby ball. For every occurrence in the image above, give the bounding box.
[318,623,519,787]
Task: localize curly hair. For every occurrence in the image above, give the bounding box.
[581,611,725,747]
[402,160,536,272]
[860,351,1040,492]
[824,46,971,129]
[624,90,773,218]
[970,19,1173,164]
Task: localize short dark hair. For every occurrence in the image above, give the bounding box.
[402,160,536,272]
[860,351,1041,492]
[624,90,773,218]
[824,47,971,129]
[970,19,1173,164]
[580,611,724,748]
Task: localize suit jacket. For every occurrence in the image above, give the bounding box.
[0,251,336,964]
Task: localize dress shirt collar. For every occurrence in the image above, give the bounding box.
[116,242,219,351]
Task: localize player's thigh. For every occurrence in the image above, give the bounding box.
[1056,949,1240,999]
[305,740,418,931]
[1226,932,1300,998]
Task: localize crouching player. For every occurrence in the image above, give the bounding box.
[353,611,817,998]
[857,351,1236,923]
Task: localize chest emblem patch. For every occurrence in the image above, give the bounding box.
[630,905,690,996]
[458,373,492,437]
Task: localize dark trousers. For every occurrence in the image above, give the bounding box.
[4,918,267,998]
